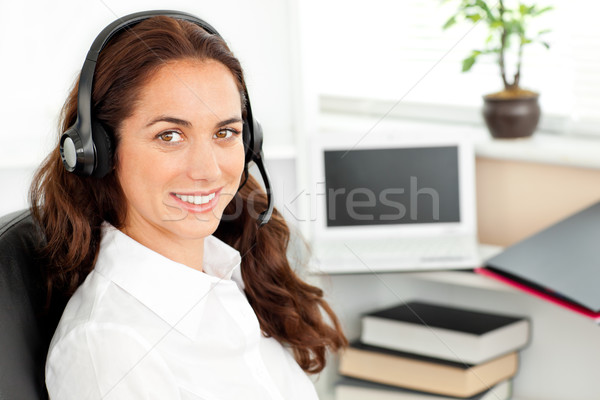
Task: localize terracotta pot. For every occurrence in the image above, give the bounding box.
[482,94,540,139]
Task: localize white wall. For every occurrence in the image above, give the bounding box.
[0,0,296,214]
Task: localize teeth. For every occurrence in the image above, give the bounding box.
[175,192,216,205]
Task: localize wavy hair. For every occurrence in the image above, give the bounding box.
[30,15,346,373]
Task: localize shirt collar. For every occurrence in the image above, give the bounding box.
[93,223,243,339]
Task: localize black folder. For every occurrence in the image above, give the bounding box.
[476,201,600,320]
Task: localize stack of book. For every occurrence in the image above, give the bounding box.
[337,301,531,400]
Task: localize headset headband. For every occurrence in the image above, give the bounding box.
[76,11,222,151]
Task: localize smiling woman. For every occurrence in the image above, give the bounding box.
[29,11,346,400]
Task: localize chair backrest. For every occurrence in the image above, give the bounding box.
[0,210,67,399]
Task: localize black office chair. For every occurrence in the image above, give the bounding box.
[0,210,68,399]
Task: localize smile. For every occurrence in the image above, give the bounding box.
[174,192,216,205]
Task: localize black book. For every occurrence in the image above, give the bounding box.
[361,301,530,364]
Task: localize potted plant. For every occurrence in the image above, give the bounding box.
[443,0,553,138]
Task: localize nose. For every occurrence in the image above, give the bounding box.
[186,137,222,182]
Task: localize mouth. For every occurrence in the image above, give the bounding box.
[173,192,217,205]
[169,188,222,213]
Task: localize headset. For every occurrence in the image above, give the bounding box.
[59,10,273,226]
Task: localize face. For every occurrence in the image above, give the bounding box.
[116,59,245,248]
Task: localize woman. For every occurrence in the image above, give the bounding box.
[31,11,346,399]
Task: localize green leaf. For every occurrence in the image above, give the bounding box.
[505,20,524,35]
[474,0,495,21]
[462,55,477,72]
[527,5,538,15]
[443,16,457,29]
[519,4,528,15]
[467,13,482,22]
[485,34,494,44]
[537,29,551,35]
[490,20,504,29]
[534,6,553,16]
[541,41,550,49]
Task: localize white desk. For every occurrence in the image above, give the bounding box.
[310,255,600,400]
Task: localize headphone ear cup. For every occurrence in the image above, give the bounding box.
[60,126,84,173]
[243,118,264,164]
[242,120,252,164]
[91,120,113,178]
[250,119,264,162]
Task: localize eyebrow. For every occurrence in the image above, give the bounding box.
[145,116,191,128]
[145,115,244,128]
[217,117,244,127]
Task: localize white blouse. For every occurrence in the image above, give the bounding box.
[45,224,319,400]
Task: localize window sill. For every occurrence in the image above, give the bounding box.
[319,112,600,170]
[474,131,600,170]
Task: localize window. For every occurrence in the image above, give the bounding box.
[299,0,600,136]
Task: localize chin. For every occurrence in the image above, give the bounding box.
[177,214,222,237]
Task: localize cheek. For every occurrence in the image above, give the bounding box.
[222,143,246,180]
[116,161,144,208]
[116,146,166,199]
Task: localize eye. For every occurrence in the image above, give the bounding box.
[157,130,184,143]
[214,128,241,140]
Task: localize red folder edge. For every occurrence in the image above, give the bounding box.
[475,267,600,321]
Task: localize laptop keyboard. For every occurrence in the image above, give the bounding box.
[314,236,478,263]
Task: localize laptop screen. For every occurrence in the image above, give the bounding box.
[323,146,461,227]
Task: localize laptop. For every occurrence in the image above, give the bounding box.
[310,128,480,273]
[477,201,600,321]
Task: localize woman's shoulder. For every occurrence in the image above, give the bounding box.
[45,316,179,400]
[46,266,180,399]
[47,315,155,360]
[50,266,172,351]
[50,270,111,339]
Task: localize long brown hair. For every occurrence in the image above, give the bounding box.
[30,15,346,373]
